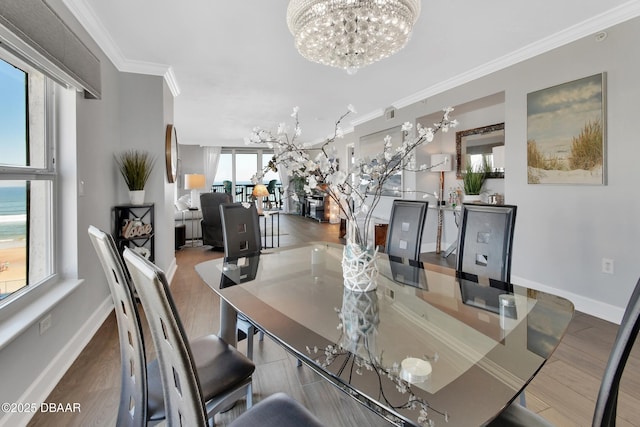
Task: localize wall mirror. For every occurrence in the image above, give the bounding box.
[456,123,505,179]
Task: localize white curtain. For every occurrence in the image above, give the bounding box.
[203,146,222,191]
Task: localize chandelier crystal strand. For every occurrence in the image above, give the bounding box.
[287,0,421,73]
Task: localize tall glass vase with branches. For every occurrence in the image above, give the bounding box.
[247,106,457,290]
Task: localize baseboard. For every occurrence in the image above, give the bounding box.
[511,274,624,325]
[2,296,114,427]
[166,256,177,285]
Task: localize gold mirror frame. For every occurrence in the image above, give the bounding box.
[165,124,178,183]
[456,123,505,179]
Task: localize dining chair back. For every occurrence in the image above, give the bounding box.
[88,226,159,427]
[456,203,517,283]
[123,248,207,426]
[593,276,640,426]
[385,200,428,261]
[219,202,266,359]
[220,202,262,257]
[488,276,640,427]
[123,248,255,426]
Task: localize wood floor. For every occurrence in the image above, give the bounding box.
[28,214,639,427]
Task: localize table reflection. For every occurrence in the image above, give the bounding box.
[220,255,260,288]
[307,287,448,426]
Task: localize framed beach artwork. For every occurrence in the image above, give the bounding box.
[527,73,607,185]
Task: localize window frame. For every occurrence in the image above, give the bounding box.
[0,49,58,307]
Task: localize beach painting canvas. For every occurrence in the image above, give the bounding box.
[527,73,606,185]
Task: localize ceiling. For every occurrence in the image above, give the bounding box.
[64,0,639,147]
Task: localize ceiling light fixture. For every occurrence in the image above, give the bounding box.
[286,0,421,75]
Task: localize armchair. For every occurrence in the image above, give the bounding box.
[200,192,232,249]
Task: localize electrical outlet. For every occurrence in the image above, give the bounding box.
[602,258,614,275]
[39,314,52,335]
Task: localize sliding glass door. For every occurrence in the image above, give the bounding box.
[213,149,280,204]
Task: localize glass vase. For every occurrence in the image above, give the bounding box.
[342,217,378,292]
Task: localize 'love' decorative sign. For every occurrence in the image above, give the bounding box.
[122,219,153,239]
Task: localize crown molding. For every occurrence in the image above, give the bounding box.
[62,0,180,97]
[393,0,640,109]
[350,108,385,128]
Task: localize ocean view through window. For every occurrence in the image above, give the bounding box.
[1,51,55,303]
[0,184,27,297]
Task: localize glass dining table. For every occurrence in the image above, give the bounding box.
[195,242,574,427]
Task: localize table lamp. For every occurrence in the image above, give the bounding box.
[252,184,269,214]
[430,154,452,255]
[184,174,206,209]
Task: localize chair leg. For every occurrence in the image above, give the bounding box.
[518,391,527,407]
[247,325,254,360]
[246,382,253,409]
[259,331,264,342]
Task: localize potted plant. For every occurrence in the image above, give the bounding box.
[116,150,155,205]
[462,160,488,202]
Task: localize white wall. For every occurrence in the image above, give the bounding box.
[350,17,640,322]
[0,1,177,424]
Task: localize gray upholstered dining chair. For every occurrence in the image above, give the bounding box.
[385,199,428,261]
[488,276,640,427]
[201,192,233,249]
[88,225,162,427]
[123,247,257,425]
[219,202,262,258]
[123,248,323,427]
[90,226,256,426]
[228,393,324,427]
[456,203,517,283]
[219,202,265,360]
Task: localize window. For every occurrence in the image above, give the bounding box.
[213,149,279,201]
[0,51,56,303]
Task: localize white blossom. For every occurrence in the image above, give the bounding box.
[247,105,455,251]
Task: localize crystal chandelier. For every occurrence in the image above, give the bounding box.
[286,0,421,74]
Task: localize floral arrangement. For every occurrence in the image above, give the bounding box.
[247,105,457,249]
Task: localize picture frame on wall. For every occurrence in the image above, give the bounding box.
[526,73,606,185]
[359,126,403,197]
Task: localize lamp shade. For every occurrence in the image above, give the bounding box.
[492,146,505,169]
[184,174,206,190]
[252,184,269,197]
[430,154,452,172]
